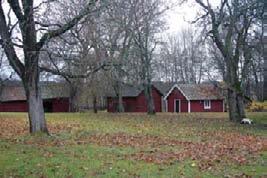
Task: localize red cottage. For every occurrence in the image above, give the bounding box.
[107,82,225,113]
[0,81,70,112]
[163,84,224,112]
[107,85,163,112]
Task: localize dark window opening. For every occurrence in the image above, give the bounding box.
[43,101,53,112]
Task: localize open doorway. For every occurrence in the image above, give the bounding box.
[174,99,180,113]
[43,100,53,112]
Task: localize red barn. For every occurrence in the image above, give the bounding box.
[107,84,163,112]
[0,81,70,112]
[107,82,225,113]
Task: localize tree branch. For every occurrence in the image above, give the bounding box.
[7,0,25,22]
[35,21,63,28]
[0,3,25,77]
[195,0,227,59]
[37,0,99,51]
[40,62,105,79]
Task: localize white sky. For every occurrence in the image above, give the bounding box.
[165,0,200,34]
[1,0,201,36]
[165,0,221,34]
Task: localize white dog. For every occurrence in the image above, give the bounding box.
[240,118,253,124]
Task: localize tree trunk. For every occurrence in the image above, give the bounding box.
[252,63,263,101]
[117,82,124,112]
[24,83,48,134]
[236,93,246,118]
[93,95,98,113]
[144,83,155,115]
[226,63,246,122]
[69,85,79,112]
[227,89,239,121]
[228,90,246,122]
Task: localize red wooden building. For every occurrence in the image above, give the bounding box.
[107,82,224,113]
[0,81,70,112]
[107,85,163,112]
[163,84,224,112]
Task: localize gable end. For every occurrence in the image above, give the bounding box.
[163,84,189,100]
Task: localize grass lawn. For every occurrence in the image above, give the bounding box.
[0,112,266,178]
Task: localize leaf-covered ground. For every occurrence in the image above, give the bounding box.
[0,112,266,178]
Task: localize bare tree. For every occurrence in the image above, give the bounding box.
[155,28,207,83]
[46,0,136,113]
[250,27,264,101]
[195,0,264,122]
[0,0,99,133]
[95,0,136,112]
[0,48,6,96]
[129,0,167,114]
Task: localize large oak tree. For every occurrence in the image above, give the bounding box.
[0,0,98,133]
[195,0,263,122]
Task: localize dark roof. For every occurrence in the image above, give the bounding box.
[120,85,142,97]
[177,84,224,100]
[152,81,176,96]
[108,81,224,100]
[1,81,223,101]
[107,82,171,97]
[0,81,69,102]
[107,84,142,97]
[154,82,224,100]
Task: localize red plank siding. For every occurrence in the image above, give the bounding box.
[135,86,162,112]
[107,97,137,112]
[107,86,162,112]
[107,97,115,112]
[190,100,224,112]
[0,98,69,112]
[107,85,224,113]
[166,88,188,112]
[52,98,70,112]
[0,101,28,112]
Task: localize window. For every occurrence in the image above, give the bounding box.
[204,100,211,109]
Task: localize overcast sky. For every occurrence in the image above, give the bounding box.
[165,0,200,34]
[0,0,201,77]
[165,0,222,34]
[1,0,200,35]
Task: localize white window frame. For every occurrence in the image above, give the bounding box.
[204,100,211,109]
